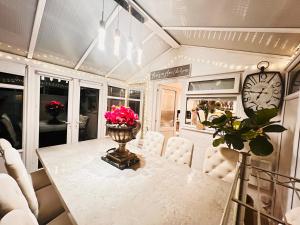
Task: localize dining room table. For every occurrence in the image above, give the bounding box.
[37,138,232,225]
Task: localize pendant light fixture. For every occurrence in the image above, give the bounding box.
[98,0,106,51]
[126,5,133,61]
[113,7,121,57]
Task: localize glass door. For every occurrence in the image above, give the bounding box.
[38,76,72,148]
[73,81,102,142]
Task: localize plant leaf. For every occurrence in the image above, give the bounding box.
[213,137,225,147]
[225,134,244,150]
[263,124,287,133]
[254,108,279,125]
[244,108,255,117]
[241,130,258,140]
[249,136,273,156]
[211,114,227,124]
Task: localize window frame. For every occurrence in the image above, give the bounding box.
[186,72,241,95]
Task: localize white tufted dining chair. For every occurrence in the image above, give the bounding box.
[142,131,165,156]
[163,137,194,167]
[202,146,239,183]
[0,139,66,225]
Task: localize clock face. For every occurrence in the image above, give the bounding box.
[242,72,283,111]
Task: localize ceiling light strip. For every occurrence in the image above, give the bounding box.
[163,26,300,34]
[27,0,47,59]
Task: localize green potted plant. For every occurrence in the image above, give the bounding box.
[202,108,286,156]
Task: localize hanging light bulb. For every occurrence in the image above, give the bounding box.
[113,8,121,57]
[127,36,133,61]
[113,29,121,56]
[98,0,106,51]
[98,20,106,51]
[137,47,143,65]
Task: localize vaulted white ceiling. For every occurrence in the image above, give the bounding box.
[0,0,299,81]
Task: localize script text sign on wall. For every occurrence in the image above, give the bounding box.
[150,64,191,80]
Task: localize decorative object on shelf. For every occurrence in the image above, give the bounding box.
[197,100,217,121]
[186,97,235,128]
[203,108,286,156]
[242,61,284,116]
[45,100,64,124]
[102,105,141,170]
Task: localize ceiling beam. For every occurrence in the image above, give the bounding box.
[105,31,154,78]
[27,0,47,59]
[74,5,121,70]
[127,0,180,48]
[163,26,300,34]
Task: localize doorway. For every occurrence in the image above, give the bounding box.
[37,75,104,148]
[155,82,182,150]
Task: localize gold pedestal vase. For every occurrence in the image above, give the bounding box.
[102,122,141,170]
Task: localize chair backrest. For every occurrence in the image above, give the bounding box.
[0,209,38,225]
[202,146,239,183]
[164,137,194,166]
[0,139,39,217]
[0,174,30,219]
[142,131,165,156]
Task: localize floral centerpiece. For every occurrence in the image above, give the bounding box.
[105,105,139,127]
[103,105,141,169]
[45,100,64,124]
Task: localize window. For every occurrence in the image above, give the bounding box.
[0,72,24,149]
[106,86,142,117]
[187,73,240,94]
[107,86,126,111]
[188,78,235,92]
[128,89,142,117]
[185,97,237,126]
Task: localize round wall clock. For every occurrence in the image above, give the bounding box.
[242,61,284,113]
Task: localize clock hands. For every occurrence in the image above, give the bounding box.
[256,88,265,100]
[249,90,268,94]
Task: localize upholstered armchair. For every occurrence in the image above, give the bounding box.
[0,174,72,225]
[0,139,66,225]
[0,209,39,225]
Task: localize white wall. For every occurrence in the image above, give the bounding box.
[135,45,291,171]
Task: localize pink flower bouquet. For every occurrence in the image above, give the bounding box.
[105,105,139,127]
